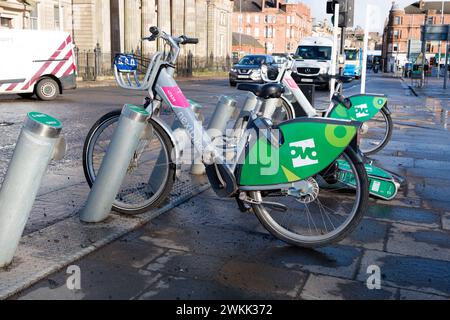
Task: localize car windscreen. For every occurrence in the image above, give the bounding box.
[295,46,332,60]
[238,56,266,66]
[345,50,359,61]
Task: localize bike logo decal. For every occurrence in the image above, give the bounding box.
[289,139,319,168]
[162,86,190,108]
[284,75,299,89]
[354,104,370,118]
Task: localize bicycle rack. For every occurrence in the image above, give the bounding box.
[0,113,65,267]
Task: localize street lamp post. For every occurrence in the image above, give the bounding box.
[438,0,444,79]
[239,0,242,55]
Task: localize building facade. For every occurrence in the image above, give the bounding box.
[232,0,311,55]
[382,0,450,72]
[0,0,234,60]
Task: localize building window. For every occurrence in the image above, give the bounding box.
[393,30,400,38]
[427,16,434,25]
[30,3,38,30]
[394,16,401,25]
[287,42,292,51]
[426,43,433,52]
[246,14,251,24]
[255,27,259,37]
[291,28,294,39]
[292,16,295,24]
[393,44,398,52]
[265,15,275,23]
[220,12,227,26]
[286,28,290,38]
[220,34,225,56]
[246,27,251,35]
[0,17,12,29]
[54,5,60,30]
[287,16,291,24]
[255,15,260,23]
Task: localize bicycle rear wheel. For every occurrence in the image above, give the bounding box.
[83,110,176,214]
[250,148,369,248]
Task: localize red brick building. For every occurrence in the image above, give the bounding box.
[382,1,450,72]
[232,0,312,56]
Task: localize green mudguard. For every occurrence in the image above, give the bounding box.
[239,118,359,187]
[337,160,399,200]
[329,95,387,122]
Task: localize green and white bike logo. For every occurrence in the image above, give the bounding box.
[354,104,370,118]
[289,139,319,168]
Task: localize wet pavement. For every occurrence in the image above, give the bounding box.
[1,74,450,300]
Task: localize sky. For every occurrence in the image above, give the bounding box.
[289,0,426,32]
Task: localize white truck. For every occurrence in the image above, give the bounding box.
[0,29,76,100]
[291,37,334,90]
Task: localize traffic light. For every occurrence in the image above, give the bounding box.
[327,0,354,28]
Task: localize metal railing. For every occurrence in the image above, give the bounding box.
[74,44,232,80]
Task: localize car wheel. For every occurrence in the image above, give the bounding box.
[36,78,59,101]
[229,81,237,87]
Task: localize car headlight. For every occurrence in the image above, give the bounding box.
[252,70,261,75]
[319,69,328,75]
[230,68,237,73]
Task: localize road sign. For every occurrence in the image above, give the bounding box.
[421,25,450,42]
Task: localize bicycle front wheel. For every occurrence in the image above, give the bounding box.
[250,148,369,248]
[82,110,176,215]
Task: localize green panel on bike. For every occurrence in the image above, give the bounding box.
[337,160,398,200]
[239,118,358,186]
[329,95,387,122]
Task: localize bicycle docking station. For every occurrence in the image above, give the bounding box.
[0,112,65,268]
[80,104,150,223]
[190,96,238,175]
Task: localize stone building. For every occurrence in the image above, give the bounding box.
[232,0,312,55]
[0,0,234,60]
[382,0,450,72]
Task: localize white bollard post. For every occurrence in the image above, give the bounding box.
[80,104,149,223]
[0,112,64,268]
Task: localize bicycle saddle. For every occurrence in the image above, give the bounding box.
[237,83,285,99]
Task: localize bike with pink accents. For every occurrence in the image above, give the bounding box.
[82,27,370,248]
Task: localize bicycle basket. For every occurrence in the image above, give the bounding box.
[114,52,156,90]
[114,54,138,73]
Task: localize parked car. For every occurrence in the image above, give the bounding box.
[229,55,278,87]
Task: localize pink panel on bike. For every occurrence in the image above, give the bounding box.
[285,75,299,89]
[162,86,190,108]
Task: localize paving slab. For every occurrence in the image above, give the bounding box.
[300,274,397,300]
[357,250,450,297]
[386,224,450,261]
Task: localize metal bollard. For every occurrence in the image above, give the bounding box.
[207,96,237,140]
[80,104,149,223]
[231,92,259,140]
[0,112,65,267]
[191,96,237,175]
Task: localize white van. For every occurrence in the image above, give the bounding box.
[292,37,334,89]
[0,30,76,100]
